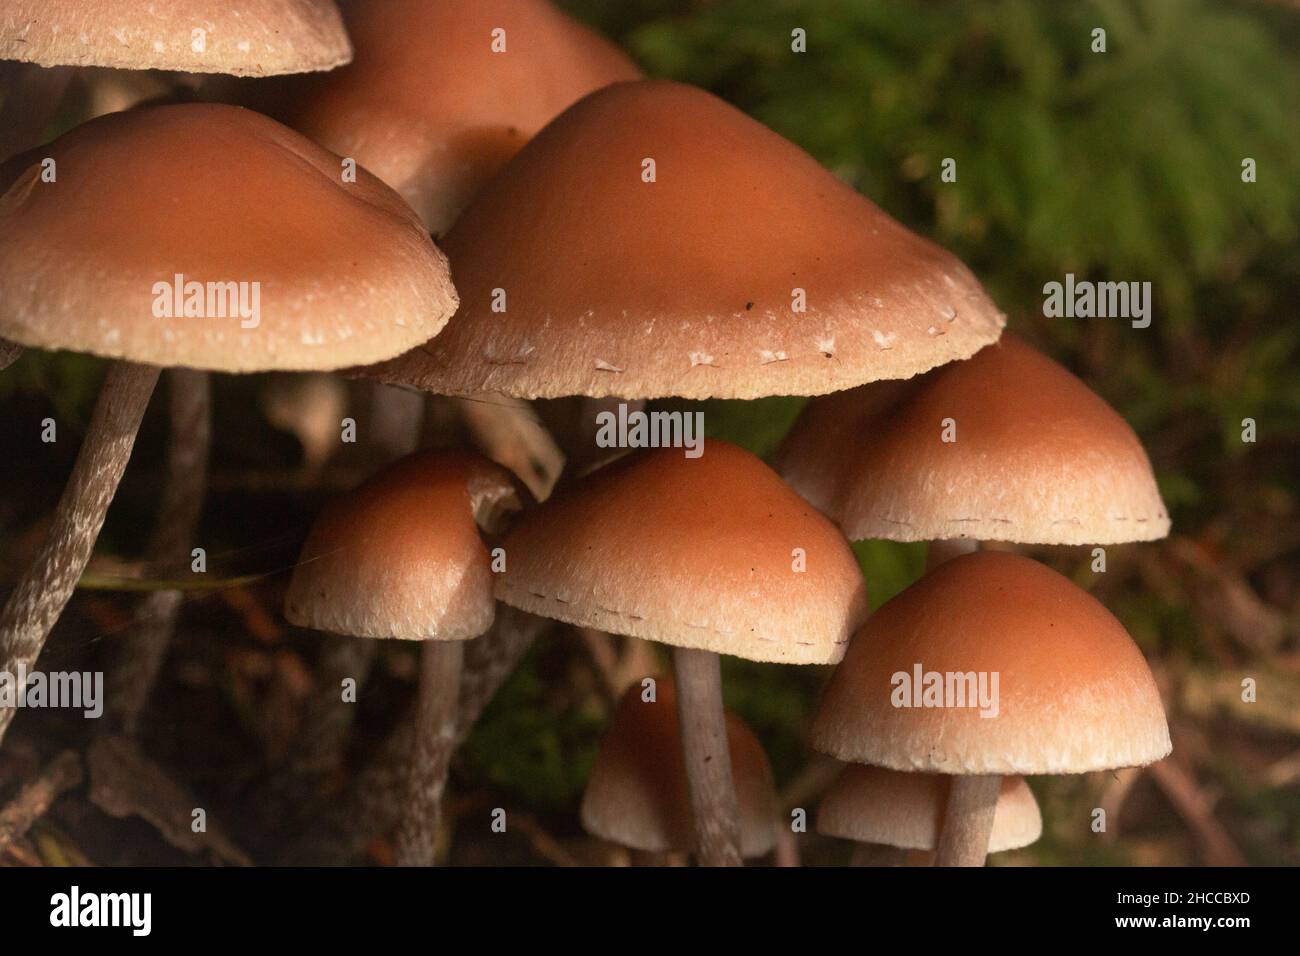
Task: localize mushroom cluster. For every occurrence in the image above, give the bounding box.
[0,0,1173,868]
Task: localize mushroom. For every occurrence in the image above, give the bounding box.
[817,765,1041,865]
[0,102,457,745]
[0,0,352,77]
[284,0,641,235]
[285,450,522,866]
[582,678,777,865]
[811,551,1170,866]
[288,0,642,497]
[775,331,1170,564]
[364,79,1006,400]
[495,442,868,865]
[0,0,354,159]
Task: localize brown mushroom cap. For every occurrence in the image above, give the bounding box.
[286,0,642,233]
[365,79,1005,400]
[284,450,519,640]
[494,442,868,664]
[775,333,1169,544]
[0,103,457,371]
[811,551,1170,774]
[0,0,351,76]
[817,765,1042,853]
[581,679,777,857]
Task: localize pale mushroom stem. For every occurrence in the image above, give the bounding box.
[394,639,464,866]
[455,394,565,501]
[571,397,646,476]
[368,382,425,460]
[0,339,21,371]
[935,773,1002,866]
[926,538,980,571]
[105,369,210,736]
[673,645,742,866]
[0,361,160,745]
[850,843,908,866]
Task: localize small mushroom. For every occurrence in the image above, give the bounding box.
[811,551,1170,866]
[582,678,777,864]
[775,331,1170,560]
[285,450,522,866]
[0,0,352,77]
[0,103,457,746]
[285,0,642,235]
[294,0,641,494]
[817,765,1041,865]
[495,441,868,865]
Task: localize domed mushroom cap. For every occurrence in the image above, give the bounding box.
[0,103,457,371]
[817,765,1041,853]
[286,0,641,233]
[581,679,777,857]
[811,551,1170,774]
[285,451,520,640]
[0,0,351,76]
[776,333,1169,544]
[495,442,868,664]
[366,80,1005,400]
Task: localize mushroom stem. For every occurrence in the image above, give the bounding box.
[573,397,645,474]
[104,369,211,736]
[0,339,21,371]
[368,382,424,460]
[926,538,979,571]
[455,394,565,502]
[672,645,742,866]
[935,773,1001,867]
[394,639,464,866]
[850,842,908,866]
[0,360,159,745]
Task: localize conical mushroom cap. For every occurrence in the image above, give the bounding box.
[0,0,351,76]
[286,0,642,233]
[775,333,1169,544]
[0,104,457,371]
[366,80,1005,400]
[581,679,777,857]
[817,765,1041,853]
[811,551,1171,774]
[494,442,868,664]
[285,451,519,640]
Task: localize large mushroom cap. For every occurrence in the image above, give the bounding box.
[817,765,1042,853]
[286,0,642,233]
[0,0,351,75]
[811,551,1171,774]
[581,679,777,858]
[365,79,1005,400]
[776,333,1169,544]
[494,442,868,665]
[0,103,457,371]
[285,450,519,640]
